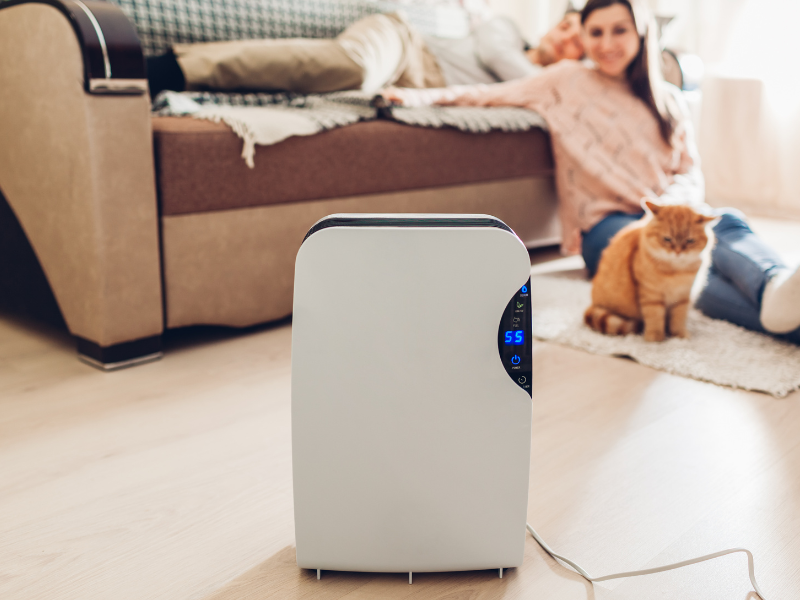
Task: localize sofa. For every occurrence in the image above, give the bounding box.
[0,0,563,368]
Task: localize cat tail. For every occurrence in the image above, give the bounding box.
[584,305,642,336]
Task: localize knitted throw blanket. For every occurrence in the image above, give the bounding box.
[153,90,377,168]
[387,104,548,133]
[152,90,547,167]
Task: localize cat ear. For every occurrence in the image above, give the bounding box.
[643,200,662,216]
[695,213,717,224]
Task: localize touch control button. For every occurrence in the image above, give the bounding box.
[511,355,521,365]
[518,375,527,384]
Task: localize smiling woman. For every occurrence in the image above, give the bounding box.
[581,2,641,80]
[580,0,678,145]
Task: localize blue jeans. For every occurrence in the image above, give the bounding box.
[581,209,800,344]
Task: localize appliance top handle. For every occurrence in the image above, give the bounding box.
[302,214,516,243]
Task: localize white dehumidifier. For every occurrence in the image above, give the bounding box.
[292,214,533,577]
[290,213,769,597]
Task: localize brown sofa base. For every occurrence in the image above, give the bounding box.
[152,117,555,216]
[76,335,163,370]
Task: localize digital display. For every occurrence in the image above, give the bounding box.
[504,330,525,345]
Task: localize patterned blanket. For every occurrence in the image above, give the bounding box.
[153,90,547,167]
[111,0,380,56]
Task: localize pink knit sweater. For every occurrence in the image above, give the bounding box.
[393,60,698,254]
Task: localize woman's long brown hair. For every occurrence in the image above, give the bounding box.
[581,0,676,145]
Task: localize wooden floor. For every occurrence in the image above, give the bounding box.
[1,217,799,600]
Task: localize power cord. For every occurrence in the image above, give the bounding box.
[526,522,767,599]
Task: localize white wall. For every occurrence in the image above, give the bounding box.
[487,0,571,43]
[485,0,741,58]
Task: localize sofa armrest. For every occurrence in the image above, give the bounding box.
[3,0,147,94]
[0,0,163,367]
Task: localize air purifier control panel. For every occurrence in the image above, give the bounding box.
[497,278,532,396]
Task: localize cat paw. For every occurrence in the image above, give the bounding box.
[670,330,690,339]
[644,329,665,342]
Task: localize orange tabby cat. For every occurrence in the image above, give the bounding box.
[584,202,716,341]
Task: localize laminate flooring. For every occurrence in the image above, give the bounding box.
[1,217,798,600]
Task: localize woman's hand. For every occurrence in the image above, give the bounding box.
[436,95,461,107]
[375,85,496,108]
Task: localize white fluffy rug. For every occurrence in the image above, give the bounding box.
[530,274,800,397]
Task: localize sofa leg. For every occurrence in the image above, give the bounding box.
[76,335,163,371]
